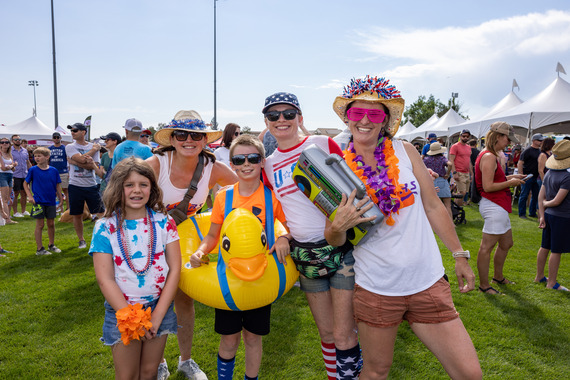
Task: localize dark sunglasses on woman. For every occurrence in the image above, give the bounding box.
[0,141,10,144]
[172,130,205,142]
[264,109,299,122]
[231,153,262,166]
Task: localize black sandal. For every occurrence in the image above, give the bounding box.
[492,277,515,285]
[478,286,502,295]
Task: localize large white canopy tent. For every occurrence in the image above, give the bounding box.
[0,116,72,142]
[394,120,416,139]
[402,113,439,141]
[447,64,570,141]
[448,90,523,138]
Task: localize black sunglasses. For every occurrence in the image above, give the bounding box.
[53,136,61,139]
[140,134,150,138]
[234,132,241,137]
[12,139,21,142]
[71,129,80,133]
[0,141,10,144]
[231,153,262,166]
[172,130,205,142]
[264,109,299,122]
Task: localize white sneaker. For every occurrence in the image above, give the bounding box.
[36,247,52,256]
[178,357,208,380]
[23,211,30,216]
[157,360,170,380]
[13,212,24,218]
[48,244,62,254]
[78,240,87,249]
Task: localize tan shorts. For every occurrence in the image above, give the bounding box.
[353,277,459,328]
[59,173,69,189]
[455,172,470,194]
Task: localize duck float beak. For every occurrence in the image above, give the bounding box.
[227,253,268,281]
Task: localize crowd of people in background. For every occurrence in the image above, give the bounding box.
[0,82,569,379]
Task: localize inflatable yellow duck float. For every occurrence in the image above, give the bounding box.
[178,209,299,311]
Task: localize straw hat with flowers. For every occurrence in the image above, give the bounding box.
[332,76,405,136]
[154,110,222,147]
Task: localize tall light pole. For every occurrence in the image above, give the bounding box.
[51,0,59,129]
[28,80,39,116]
[213,0,218,130]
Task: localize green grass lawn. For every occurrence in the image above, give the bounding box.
[0,204,569,379]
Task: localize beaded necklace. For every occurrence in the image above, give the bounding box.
[343,135,405,226]
[116,207,157,276]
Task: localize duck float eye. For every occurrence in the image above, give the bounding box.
[260,231,267,247]
[222,235,231,252]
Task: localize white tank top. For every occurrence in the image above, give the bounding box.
[1,156,13,174]
[156,151,214,216]
[353,139,444,296]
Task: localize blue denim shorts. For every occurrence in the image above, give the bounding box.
[0,172,13,188]
[299,249,355,293]
[101,299,177,346]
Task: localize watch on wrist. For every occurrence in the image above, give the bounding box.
[452,250,470,259]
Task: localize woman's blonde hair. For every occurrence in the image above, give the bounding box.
[102,157,165,225]
[484,130,504,156]
[0,138,12,158]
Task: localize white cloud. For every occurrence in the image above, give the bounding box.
[352,10,570,78]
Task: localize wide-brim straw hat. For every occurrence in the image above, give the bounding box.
[427,142,447,155]
[154,110,223,146]
[546,140,570,170]
[332,76,405,136]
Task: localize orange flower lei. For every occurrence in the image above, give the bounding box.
[116,303,153,345]
[343,138,405,226]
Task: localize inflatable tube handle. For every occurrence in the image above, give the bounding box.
[325,154,367,199]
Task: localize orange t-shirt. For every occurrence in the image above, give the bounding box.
[211,181,287,231]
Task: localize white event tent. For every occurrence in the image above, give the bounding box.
[394,120,416,138]
[423,108,466,138]
[0,116,73,142]
[448,64,570,140]
[402,113,439,141]
[448,90,523,138]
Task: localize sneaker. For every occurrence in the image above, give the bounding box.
[48,244,62,253]
[13,212,24,218]
[36,247,52,256]
[157,360,170,380]
[78,240,87,249]
[178,357,208,380]
[23,211,30,216]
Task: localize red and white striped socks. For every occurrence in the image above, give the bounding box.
[321,341,336,380]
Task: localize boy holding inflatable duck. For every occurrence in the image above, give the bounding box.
[190,134,291,380]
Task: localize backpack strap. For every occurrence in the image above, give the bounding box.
[265,185,287,301]
[217,187,239,311]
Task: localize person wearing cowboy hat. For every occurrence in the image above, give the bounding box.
[535,139,570,292]
[261,92,359,380]
[111,118,153,169]
[424,142,453,221]
[325,75,481,379]
[147,110,237,380]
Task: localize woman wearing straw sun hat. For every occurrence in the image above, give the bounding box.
[148,110,237,380]
[325,75,481,379]
[423,142,453,221]
[535,139,570,292]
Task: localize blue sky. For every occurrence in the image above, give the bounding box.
[1,0,569,138]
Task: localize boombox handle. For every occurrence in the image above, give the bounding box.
[325,154,367,199]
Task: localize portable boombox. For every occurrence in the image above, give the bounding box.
[292,144,384,245]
